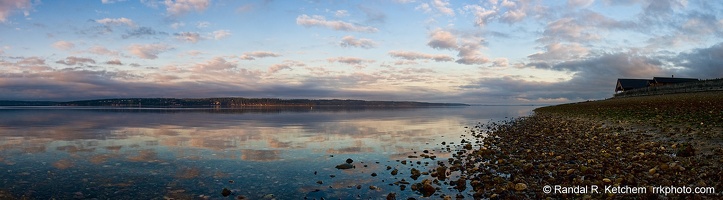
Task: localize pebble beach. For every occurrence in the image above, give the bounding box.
[315,91,722,199]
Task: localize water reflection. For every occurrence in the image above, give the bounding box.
[0,106,535,199]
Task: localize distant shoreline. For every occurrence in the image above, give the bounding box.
[0,97,469,108]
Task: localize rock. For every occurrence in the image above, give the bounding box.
[221,188,231,197]
[410,168,421,180]
[386,192,397,200]
[514,183,527,191]
[420,179,436,197]
[346,158,354,164]
[316,180,323,184]
[602,178,612,184]
[436,166,447,180]
[262,194,275,199]
[371,173,377,177]
[677,144,695,157]
[335,163,354,169]
[391,169,398,175]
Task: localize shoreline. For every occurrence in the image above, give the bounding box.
[329,91,722,199]
[449,91,722,199]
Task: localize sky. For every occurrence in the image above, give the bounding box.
[0,0,721,104]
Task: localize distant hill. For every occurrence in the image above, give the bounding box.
[0,98,468,108]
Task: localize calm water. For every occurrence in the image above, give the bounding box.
[0,106,535,199]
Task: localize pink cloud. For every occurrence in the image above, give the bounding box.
[296,14,378,33]
[0,0,33,23]
[52,41,75,50]
[95,17,135,27]
[339,36,377,49]
[164,0,210,17]
[240,51,281,60]
[127,44,172,59]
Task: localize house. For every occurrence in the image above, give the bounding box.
[651,77,699,86]
[615,76,700,93]
[615,79,652,93]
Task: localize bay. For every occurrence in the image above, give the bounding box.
[0,106,535,199]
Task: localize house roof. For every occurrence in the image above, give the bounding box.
[616,79,652,92]
[652,77,699,84]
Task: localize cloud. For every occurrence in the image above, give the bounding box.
[456,38,489,65]
[105,59,123,65]
[101,0,127,4]
[268,60,305,73]
[296,14,378,33]
[431,0,455,16]
[52,41,75,50]
[170,22,185,29]
[388,50,454,62]
[212,30,231,40]
[127,44,173,59]
[568,0,595,7]
[327,57,375,65]
[334,10,349,17]
[500,8,526,24]
[192,57,237,71]
[16,56,46,66]
[196,21,210,28]
[0,0,33,23]
[415,3,432,13]
[674,42,723,79]
[174,32,202,43]
[528,42,589,61]
[164,0,210,17]
[427,29,457,50]
[339,36,377,49]
[239,51,281,60]
[359,5,386,23]
[458,50,692,103]
[56,56,97,66]
[122,27,168,39]
[95,17,135,27]
[491,58,509,68]
[463,5,496,27]
[506,53,669,102]
[427,29,488,65]
[87,46,120,56]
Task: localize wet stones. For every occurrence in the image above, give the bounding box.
[221,188,231,197]
[435,166,447,180]
[514,183,527,191]
[335,163,354,169]
[410,168,421,180]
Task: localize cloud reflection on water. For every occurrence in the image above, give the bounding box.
[0,106,535,198]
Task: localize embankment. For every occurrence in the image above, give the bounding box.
[614,78,723,98]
